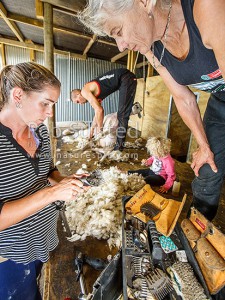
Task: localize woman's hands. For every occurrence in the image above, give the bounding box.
[191,145,218,176]
[49,174,90,203]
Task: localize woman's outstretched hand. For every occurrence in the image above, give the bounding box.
[191,145,218,176]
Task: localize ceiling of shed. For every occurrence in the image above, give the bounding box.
[0,0,148,68]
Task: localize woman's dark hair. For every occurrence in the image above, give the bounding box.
[0,62,61,110]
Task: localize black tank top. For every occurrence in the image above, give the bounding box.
[91,68,135,101]
[153,0,225,96]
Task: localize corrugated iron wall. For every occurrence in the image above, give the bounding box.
[1,46,124,123]
[5,46,30,64]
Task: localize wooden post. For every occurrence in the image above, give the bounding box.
[147,64,154,77]
[26,39,36,62]
[35,0,44,19]
[30,49,36,62]
[0,44,6,68]
[43,2,56,159]
[127,50,137,73]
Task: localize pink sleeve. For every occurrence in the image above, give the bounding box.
[161,155,176,191]
[146,156,154,166]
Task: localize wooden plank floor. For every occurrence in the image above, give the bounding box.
[42,131,225,300]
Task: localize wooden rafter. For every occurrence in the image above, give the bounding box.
[0,2,120,62]
[35,0,44,19]
[136,60,149,69]
[0,43,6,67]
[83,34,97,55]
[53,7,79,17]
[0,12,116,47]
[0,2,24,42]
[0,37,86,60]
[111,50,128,63]
[40,0,86,13]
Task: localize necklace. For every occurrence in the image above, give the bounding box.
[152,1,172,69]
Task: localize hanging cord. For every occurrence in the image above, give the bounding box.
[67,51,71,101]
[132,51,139,74]
[142,55,146,117]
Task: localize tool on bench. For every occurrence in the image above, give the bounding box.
[140,202,167,268]
[141,202,181,300]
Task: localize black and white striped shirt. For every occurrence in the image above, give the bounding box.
[0,123,59,264]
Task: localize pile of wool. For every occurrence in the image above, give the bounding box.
[107,150,130,162]
[124,138,143,149]
[74,136,91,150]
[61,135,76,144]
[62,128,74,136]
[66,167,145,248]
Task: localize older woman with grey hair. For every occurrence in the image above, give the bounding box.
[79,0,225,223]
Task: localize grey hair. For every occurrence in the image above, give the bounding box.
[78,0,170,36]
[78,0,135,36]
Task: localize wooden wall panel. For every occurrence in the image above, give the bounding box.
[141,76,171,139]
[135,75,209,163]
[168,100,191,158]
[129,78,145,132]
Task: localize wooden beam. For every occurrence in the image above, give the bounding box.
[44,2,55,150]
[40,0,86,13]
[136,60,149,69]
[0,3,25,42]
[25,39,36,62]
[35,0,44,19]
[53,6,79,17]
[147,64,154,77]
[111,50,128,63]
[83,34,97,55]
[6,12,43,28]
[0,44,6,67]
[5,12,89,39]
[30,49,36,62]
[2,13,117,46]
[0,37,87,60]
[44,3,54,72]
[127,50,137,72]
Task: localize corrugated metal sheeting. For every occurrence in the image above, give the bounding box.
[1,46,124,123]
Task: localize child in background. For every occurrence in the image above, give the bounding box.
[128,137,176,193]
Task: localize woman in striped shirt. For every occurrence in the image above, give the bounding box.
[0,62,87,299]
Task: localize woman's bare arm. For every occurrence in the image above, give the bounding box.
[145,51,217,176]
